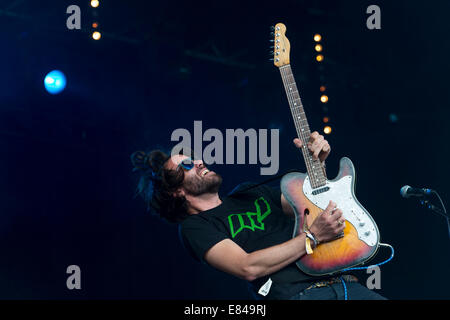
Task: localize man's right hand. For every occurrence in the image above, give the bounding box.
[308,201,346,245]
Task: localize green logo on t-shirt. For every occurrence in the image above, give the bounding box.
[227,197,272,238]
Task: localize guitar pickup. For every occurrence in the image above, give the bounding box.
[311,186,330,195]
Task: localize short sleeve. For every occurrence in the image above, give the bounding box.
[255,185,282,208]
[179,215,229,263]
[228,182,282,208]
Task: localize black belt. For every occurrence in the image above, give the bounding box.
[263,274,358,300]
[304,275,358,291]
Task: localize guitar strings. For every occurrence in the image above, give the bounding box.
[279,65,325,188]
[280,65,341,258]
[286,67,326,188]
[280,65,326,188]
[278,66,313,181]
[279,66,310,161]
[279,66,316,186]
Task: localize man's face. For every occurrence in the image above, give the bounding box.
[166,154,222,196]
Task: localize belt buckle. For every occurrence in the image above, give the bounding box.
[342,275,358,283]
[312,281,328,289]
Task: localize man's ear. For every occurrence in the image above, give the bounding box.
[173,188,185,198]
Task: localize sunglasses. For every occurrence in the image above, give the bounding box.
[177,157,195,171]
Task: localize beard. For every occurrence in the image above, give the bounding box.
[183,171,223,196]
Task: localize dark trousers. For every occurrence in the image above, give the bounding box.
[289,282,387,300]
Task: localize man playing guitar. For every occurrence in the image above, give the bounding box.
[130,133,386,300]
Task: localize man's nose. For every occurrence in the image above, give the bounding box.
[194,159,204,167]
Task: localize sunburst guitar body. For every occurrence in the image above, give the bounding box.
[272,23,380,276]
[281,158,379,275]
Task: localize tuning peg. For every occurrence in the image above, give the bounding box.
[269,45,274,49]
[269,39,274,42]
[270,26,275,31]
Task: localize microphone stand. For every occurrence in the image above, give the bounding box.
[420,190,450,241]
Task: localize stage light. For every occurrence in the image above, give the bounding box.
[324,126,332,134]
[320,85,326,92]
[314,34,322,42]
[315,44,323,52]
[389,113,398,123]
[44,70,66,95]
[92,31,101,40]
[316,54,324,62]
[91,0,99,8]
[323,116,329,123]
[92,22,98,28]
[320,95,328,103]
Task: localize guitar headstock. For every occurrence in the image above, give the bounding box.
[271,23,290,67]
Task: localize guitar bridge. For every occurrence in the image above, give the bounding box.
[312,186,330,195]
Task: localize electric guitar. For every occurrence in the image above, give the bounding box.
[273,23,380,276]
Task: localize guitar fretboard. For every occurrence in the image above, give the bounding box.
[279,64,326,189]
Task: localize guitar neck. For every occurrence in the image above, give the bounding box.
[279,64,327,189]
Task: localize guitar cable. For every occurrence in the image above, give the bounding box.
[339,242,395,300]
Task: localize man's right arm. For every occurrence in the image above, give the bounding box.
[204,200,345,281]
[204,233,308,282]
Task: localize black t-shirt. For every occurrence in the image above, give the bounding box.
[179,183,316,299]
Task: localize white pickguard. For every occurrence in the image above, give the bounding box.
[303,175,378,246]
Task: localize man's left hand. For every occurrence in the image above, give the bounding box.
[293,131,331,162]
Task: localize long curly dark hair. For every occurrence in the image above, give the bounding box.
[130,149,190,223]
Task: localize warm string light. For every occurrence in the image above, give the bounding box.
[314,33,332,134]
[91,1,101,41]
[92,31,101,40]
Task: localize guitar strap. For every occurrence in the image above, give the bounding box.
[227,169,300,195]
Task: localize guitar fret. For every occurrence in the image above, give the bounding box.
[293,113,306,120]
[296,119,308,124]
[290,104,305,113]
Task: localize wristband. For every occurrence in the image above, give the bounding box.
[305,237,313,255]
[305,230,318,248]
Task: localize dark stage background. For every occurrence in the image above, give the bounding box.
[0,0,449,299]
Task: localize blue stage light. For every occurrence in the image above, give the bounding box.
[389,113,398,123]
[44,70,66,94]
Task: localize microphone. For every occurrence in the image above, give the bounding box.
[400,185,433,198]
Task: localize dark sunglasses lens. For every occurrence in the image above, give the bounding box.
[180,159,194,170]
